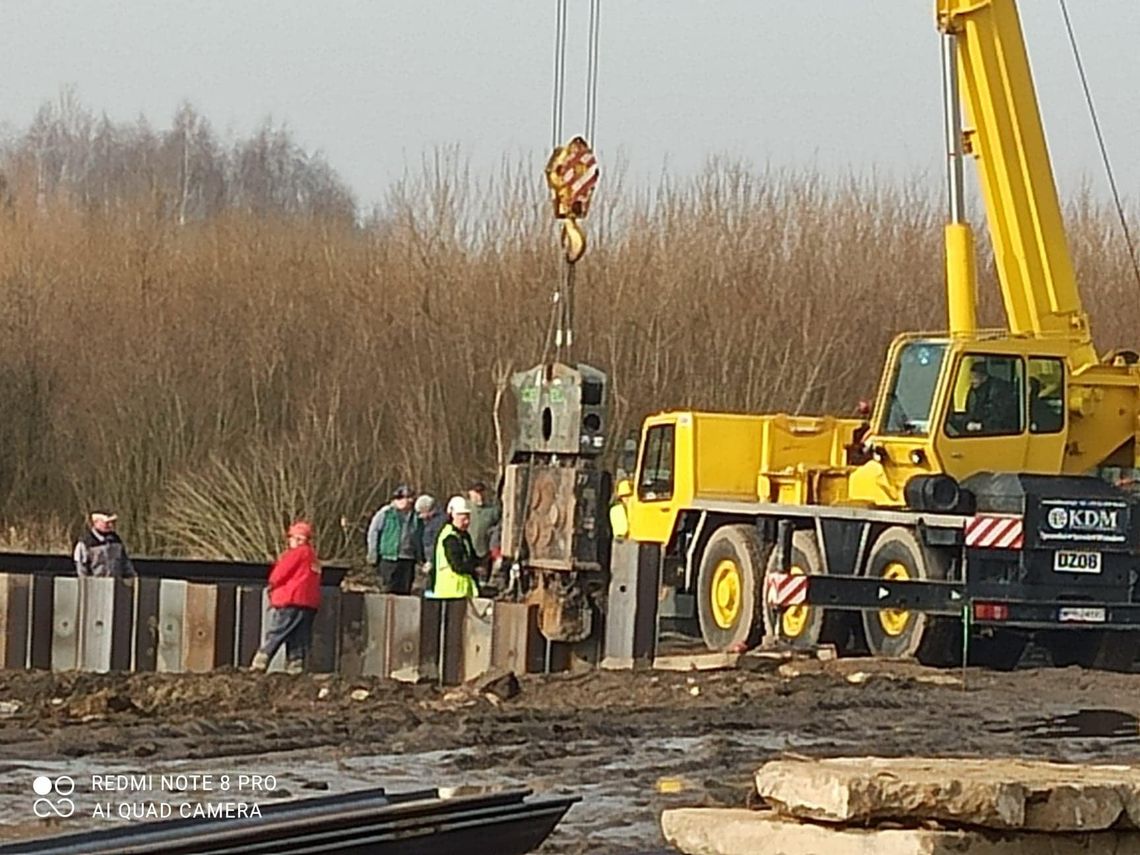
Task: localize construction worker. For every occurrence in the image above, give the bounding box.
[466,481,501,584]
[252,520,321,674]
[428,496,479,599]
[413,493,447,593]
[74,512,136,578]
[366,484,417,594]
[609,496,629,540]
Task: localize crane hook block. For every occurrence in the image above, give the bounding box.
[545,136,599,221]
[561,219,586,264]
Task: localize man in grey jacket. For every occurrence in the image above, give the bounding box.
[74,512,136,578]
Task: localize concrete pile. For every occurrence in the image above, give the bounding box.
[662,757,1140,855]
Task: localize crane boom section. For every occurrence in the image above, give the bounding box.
[939,0,1094,366]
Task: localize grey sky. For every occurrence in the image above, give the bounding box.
[5,1,1139,208]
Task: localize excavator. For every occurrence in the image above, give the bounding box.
[616,0,1140,669]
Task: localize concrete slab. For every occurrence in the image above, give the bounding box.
[755,757,1140,832]
[157,580,186,673]
[662,808,1140,855]
[0,574,30,670]
[79,577,116,672]
[462,598,494,682]
[52,577,80,670]
[491,602,544,674]
[212,584,237,668]
[358,593,390,677]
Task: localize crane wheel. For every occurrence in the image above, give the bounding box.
[861,526,958,665]
[762,530,847,652]
[696,524,769,651]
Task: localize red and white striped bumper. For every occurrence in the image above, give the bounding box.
[964,514,1024,549]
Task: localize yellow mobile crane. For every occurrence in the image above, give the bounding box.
[617,0,1140,668]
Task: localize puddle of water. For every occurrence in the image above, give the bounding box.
[0,729,838,852]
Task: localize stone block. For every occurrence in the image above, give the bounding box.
[662,808,1140,855]
[755,757,1140,832]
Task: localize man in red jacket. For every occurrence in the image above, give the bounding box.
[251,521,321,674]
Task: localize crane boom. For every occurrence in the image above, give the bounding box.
[939,0,1095,367]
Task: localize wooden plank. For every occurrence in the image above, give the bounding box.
[182,584,218,673]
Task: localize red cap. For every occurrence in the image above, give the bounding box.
[287,521,313,540]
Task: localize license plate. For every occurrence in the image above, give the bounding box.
[1058,607,1107,623]
[1053,550,1102,574]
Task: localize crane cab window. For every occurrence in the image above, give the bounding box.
[944,354,1024,437]
[1028,357,1064,434]
[638,424,675,501]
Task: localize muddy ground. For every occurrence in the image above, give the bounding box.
[0,657,1139,852]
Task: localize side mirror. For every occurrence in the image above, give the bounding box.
[615,479,633,499]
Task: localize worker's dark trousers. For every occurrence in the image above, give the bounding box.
[259,606,317,664]
[378,558,415,594]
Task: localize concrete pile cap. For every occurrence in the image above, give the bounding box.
[661,808,1140,855]
[755,757,1140,832]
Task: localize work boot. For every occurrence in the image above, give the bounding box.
[284,659,305,675]
[250,651,269,672]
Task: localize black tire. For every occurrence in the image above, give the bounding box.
[762,529,848,651]
[696,524,769,651]
[1041,631,1140,672]
[969,630,1029,671]
[861,526,959,665]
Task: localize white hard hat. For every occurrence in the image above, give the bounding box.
[447,495,472,516]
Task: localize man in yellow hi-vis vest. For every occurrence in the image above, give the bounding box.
[428,495,479,599]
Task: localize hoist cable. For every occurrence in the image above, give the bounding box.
[551,0,568,150]
[585,0,602,145]
[1058,0,1140,293]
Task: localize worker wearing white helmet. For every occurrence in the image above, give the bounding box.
[428,495,480,599]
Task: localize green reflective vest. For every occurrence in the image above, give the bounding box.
[433,523,477,599]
